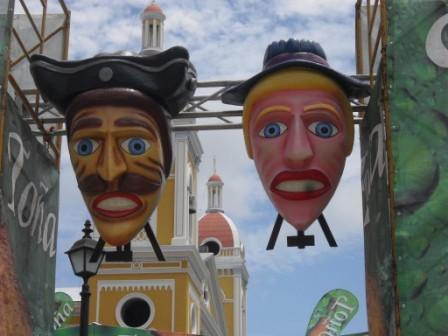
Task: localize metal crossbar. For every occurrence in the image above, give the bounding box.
[27,75,368,137]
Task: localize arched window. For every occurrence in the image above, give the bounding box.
[200,239,222,255]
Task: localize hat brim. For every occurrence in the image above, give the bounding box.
[221,59,370,106]
[30,46,197,117]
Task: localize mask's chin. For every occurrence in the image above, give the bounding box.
[83,188,162,246]
[90,200,155,246]
[271,191,334,232]
[280,210,321,232]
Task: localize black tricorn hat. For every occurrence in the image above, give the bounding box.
[221,39,370,105]
[30,46,197,178]
[30,46,197,117]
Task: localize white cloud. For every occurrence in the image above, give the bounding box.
[274,0,355,17]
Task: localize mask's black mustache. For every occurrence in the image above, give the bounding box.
[78,173,161,194]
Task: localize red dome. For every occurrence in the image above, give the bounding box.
[144,2,163,14]
[208,174,222,182]
[199,212,239,248]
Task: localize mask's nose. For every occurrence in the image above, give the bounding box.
[97,137,127,182]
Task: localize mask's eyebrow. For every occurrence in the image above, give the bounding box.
[71,117,103,134]
[303,103,340,118]
[114,118,157,139]
[254,105,290,124]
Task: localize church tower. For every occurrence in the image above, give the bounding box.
[141,1,165,50]
[207,174,224,212]
[199,173,249,336]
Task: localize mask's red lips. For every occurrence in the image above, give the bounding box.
[270,170,331,200]
[92,192,143,219]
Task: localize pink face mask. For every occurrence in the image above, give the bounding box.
[248,89,348,231]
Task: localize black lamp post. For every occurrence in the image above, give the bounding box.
[65,220,105,336]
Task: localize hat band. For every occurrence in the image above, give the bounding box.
[264,52,329,69]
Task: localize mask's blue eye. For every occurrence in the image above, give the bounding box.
[120,137,150,155]
[259,122,287,138]
[74,139,99,156]
[308,121,339,138]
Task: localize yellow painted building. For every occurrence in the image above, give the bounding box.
[60,2,248,335]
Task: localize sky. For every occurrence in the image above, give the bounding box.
[35,0,369,335]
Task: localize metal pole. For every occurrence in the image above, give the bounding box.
[79,278,90,336]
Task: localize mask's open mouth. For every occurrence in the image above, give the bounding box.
[271,170,330,200]
[92,192,143,218]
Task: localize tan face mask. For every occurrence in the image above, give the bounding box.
[68,106,166,246]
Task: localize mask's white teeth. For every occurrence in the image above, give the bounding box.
[97,197,137,211]
[275,180,324,192]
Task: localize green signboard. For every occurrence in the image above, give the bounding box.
[387,0,448,335]
[0,95,59,335]
[306,289,359,336]
[54,292,75,330]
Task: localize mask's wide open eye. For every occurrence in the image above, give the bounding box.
[120,137,151,155]
[73,138,99,156]
[308,121,339,138]
[259,122,287,138]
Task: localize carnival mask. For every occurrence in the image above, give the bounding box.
[222,38,370,248]
[30,46,197,248]
[68,105,166,246]
[248,89,348,231]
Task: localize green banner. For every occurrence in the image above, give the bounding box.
[306,289,359,336]
[54,324,155,336]
[360,68,396,335]
[1,95,59,335]
[387,0,448,335]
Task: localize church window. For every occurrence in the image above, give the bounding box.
[116,293,155,329]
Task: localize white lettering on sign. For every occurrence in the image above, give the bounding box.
[426,13,448,68]
[361,123,387,227]
[6,132,57,258]
[53,303,74,330]
[319,295,355,336]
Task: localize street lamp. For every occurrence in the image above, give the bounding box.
[66,220,105,336]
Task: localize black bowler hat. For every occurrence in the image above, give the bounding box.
[30,46,197,117]
[221,39,370,105]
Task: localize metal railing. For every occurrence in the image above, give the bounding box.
[218,247,244,258]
